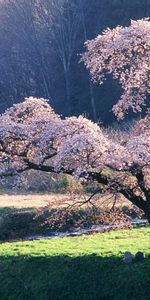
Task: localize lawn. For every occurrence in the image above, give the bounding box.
[0,227,150,300]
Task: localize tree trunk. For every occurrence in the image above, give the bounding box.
[40,69,52,100]
[64,69,71,116]
[89,80,97,121]
[79,0,97,121]
[119,188,150,222]
[143,202,150,223]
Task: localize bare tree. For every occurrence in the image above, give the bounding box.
[41,0,82,115]
[0,0,57,102]
[79,0,97,121]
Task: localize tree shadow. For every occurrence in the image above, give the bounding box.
[0,254,150,300]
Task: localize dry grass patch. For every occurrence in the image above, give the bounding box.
[0,193,135,210]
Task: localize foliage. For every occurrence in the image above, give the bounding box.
[0,228,150,300]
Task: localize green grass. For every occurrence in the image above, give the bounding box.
[0,227,150,300]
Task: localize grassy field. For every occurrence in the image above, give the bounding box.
[0,227,150,300]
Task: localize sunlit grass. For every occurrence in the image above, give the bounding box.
[0,227,150,300]
[0,227,150,257]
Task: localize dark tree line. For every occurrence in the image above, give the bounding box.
[0,0,150,124]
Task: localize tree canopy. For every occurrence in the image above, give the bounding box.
[82,18,150,119]
[0,14,150,221]
[0,96,150,221]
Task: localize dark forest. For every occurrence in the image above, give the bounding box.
[0,0,150,124]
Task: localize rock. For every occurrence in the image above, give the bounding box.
[135,251,145,261]
[124,251,133,263]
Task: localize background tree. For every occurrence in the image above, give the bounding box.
[82,18,150,119]
[38,0,82,115]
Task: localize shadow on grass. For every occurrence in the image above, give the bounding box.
[0,207,39,241]
[0,254,150,300]
[0,206,35,215]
